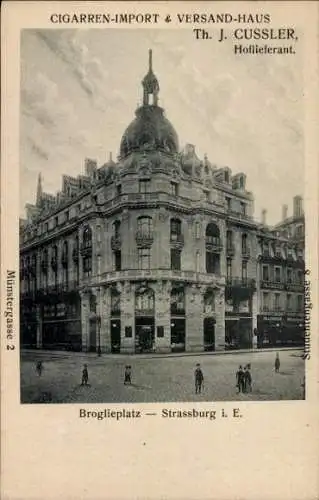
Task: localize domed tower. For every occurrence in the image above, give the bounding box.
[119,50,179,158]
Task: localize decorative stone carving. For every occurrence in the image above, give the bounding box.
[158,209,169,222]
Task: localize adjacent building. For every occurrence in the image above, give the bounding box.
[19,51,304,354]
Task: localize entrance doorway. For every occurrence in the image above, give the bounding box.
[204,317,215,351]
[110,319,121,353]
[135,317,155,353]
[170,318,185,352]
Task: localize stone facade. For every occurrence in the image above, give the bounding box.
[19,51,304,353]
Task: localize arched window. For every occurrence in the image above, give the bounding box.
[204,289,215,314]
[137,216,153,238]
[135,286,155,313]
[171,287,185,315]
[206,223,220,246]
[83,226,92,249]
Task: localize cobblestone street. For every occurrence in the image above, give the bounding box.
[20,349,305,404]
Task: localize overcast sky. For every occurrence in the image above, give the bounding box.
[20,29,304,224]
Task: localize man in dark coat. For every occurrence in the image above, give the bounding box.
[236,365,244,393]
[194,363,204,394]
[244,366,252,392]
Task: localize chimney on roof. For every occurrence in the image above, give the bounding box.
[261,209,267,225]
[282,204,288,221]
[293,195,303,217]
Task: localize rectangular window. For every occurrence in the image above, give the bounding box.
[116,184,122,196]
[227,258,232,279]
[225,197,231,211]
[286,294,292,311]
[240,202,246,215]
[297,295,303,311]
[65,210,69,222]
[170,182,178,196]
[274,293,281,311]
[139,180,151,193]
[54,216,58,227]
[275,267,281,282]
[110,250,121,271]
[242,261,247,281]
[138,248,151,270]
[297,270,303,284]
[262,292,269,311]
[171,249,181,271]
[83,256,92,277]
[44,222,48,232]
[287,268,293,283]
[262,265,269,281]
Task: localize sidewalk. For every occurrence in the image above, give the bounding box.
[21,346,303,361]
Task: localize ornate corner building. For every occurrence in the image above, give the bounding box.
[19,51,305,354]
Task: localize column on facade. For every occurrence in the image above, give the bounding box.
[214,287,226,351]
[36,304,43,349]
[120,281,135,353]
[121,210,132,270]
[185,284,204,352]
[98,285,111,353]
[80,290,90,352]
[154,280,171,353]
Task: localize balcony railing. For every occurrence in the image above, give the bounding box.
[135,231,154,248]
[242,247,251,259]
[111,235,122,251]
[80,243,92,256]
[226,277,256,289]
[170,233,184,248]
[206,237,223,252]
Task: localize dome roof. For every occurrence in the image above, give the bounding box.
[120,105,179,158]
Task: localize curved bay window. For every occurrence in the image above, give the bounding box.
[206,223,221,274]
[137,216,153,238]
[82,226,92,278]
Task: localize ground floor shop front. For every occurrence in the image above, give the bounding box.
[257,314,304,347]
[22,280,258,353]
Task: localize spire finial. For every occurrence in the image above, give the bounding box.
[36,172,43,206]
[149,49,152,71]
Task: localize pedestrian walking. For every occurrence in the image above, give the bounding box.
[236,365,244,393]
[124,365,132,385]
[275,353,280,373]
[244,366,252,393]
[81,364,89,386]
[194,363,204,394]
[35,361,43,376]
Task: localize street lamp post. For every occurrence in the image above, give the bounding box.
[97,315,101,357]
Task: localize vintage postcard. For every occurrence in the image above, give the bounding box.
[1,1,318,499]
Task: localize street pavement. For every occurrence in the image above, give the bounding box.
[20,349,305,404]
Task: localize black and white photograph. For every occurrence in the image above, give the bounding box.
[19,28,306,404]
